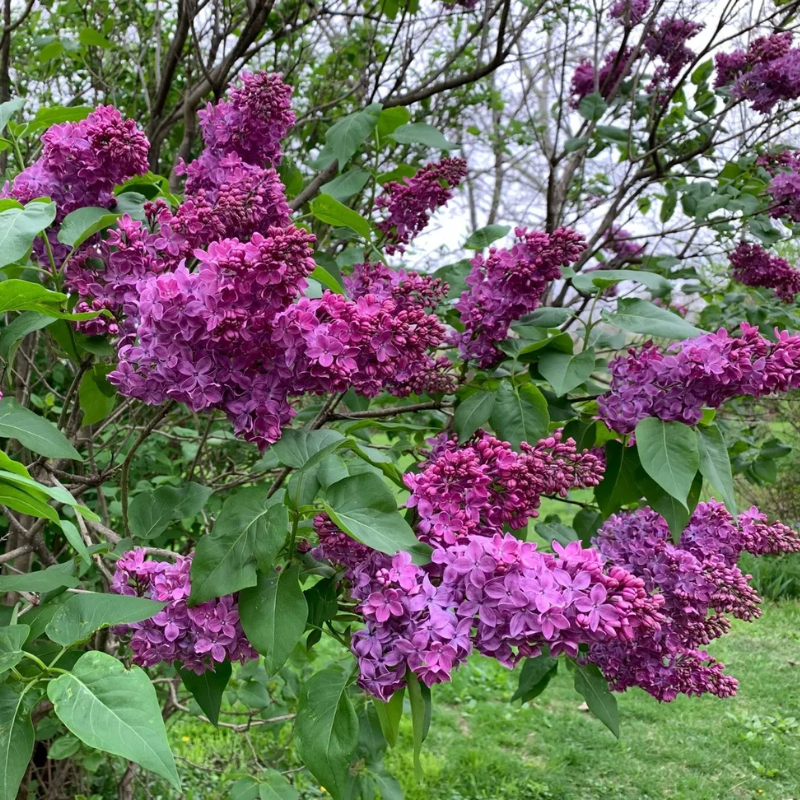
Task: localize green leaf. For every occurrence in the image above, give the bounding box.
[271,429,346,470]
[573,507,603,546]
[38,41,64,63]
[0,311,52,362]
[572,269,671,296]
[0,202,57,268]
[536,522,578,547]
[0,481,57,520]
[79,365,116,426]
[57,207,120,248]
[0,469,96,519]
[489,381,549,450]
[78,27,113,48]
[320,169,371,201]
[190,486,288,604]
[0,625,29,674]
[512,653,558,703]
[573,663,619,737]
[389,122,456,150]
[406,671,431,781]
[463,224,510,250]
[377,107,411,139]
[0,564,80,592]
[129,482,212,540]
[691,59,714,84]
[323,473,430,564]
[537,349,596,396]
[48,651,180,789]
[0,684,39,800]
[309,266,345,295]
[635,418,699,505]
[258,770,299,800]
[47,734,81,759]
[595,440,642,517]
[373,689,404,748]
[596,125,629,143]
[578,92,607,121]
[635,466,689,538]
[607,298,705,340]
[564,136,591,153]
[177,661,231,727]
[0,98,24,133]
[295,665,359,800]
[519,307,572,328]
[45,592,165,646]
[660,191,677,223]
[277,159,304,198]
[59,519,91,564]
[26,105,92,133]
[310,194,372,240]
[239,565,308,675]
[697,424,737,514]
[0,280,97,320]
[325,108,380,170]
[454,390,496,441]
[230,777,260,800]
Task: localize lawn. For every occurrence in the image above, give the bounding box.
[167,603,800,800]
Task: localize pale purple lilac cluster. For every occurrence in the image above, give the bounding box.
[112,548,257,674]
[597,323,800,433]
[590,502,800,701]
[714,32,800,113]
[729,241,800,302]
[404,430,604,545]
[376,158,467,254]
[452,227,586,366]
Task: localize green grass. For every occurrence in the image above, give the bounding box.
[384,602,800,800]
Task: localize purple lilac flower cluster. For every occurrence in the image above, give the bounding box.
[112,549,257,674]
[729,241,800,302]
[590,502,800,701]
[571,15,702,106]
[404,431,604,545]
[714,32,800,113]
[376,158,467,254]
[597,323,800,433]
[32,73,453,449]
[452,227,586,366]
[609,0,650,26]
[604,226,645,261]
[2,105,150,265]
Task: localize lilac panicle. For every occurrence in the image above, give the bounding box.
[729,241,800,302]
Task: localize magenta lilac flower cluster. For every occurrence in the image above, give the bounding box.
[643,18,704,89]
[112,549,257,674]
[404,430,604,545]
[452,227,585,366]
[590,501,800,701]
[570,48,635,107]
[597,323,800,433]
[376,158,467,254]
[729,241,800,302]
[714,32,800,113]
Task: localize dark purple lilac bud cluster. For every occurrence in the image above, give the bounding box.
[452,227,585,367]
[404,431,604,546]
[714,32,800,113]
[643,18,704,86]
[729,241,800,302]
[609,0,650,26]
[597,323,800,433]
[590,502,800,701]
[112,549,257,674]
[375,158,467,254]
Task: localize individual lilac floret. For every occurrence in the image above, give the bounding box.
[729,241,800,302]
[609,0,650,26]
[597,323,800,433]
[590,502,800,701]
[112,549,257,674]
[452,227,585,367]
[375,158,467,254]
